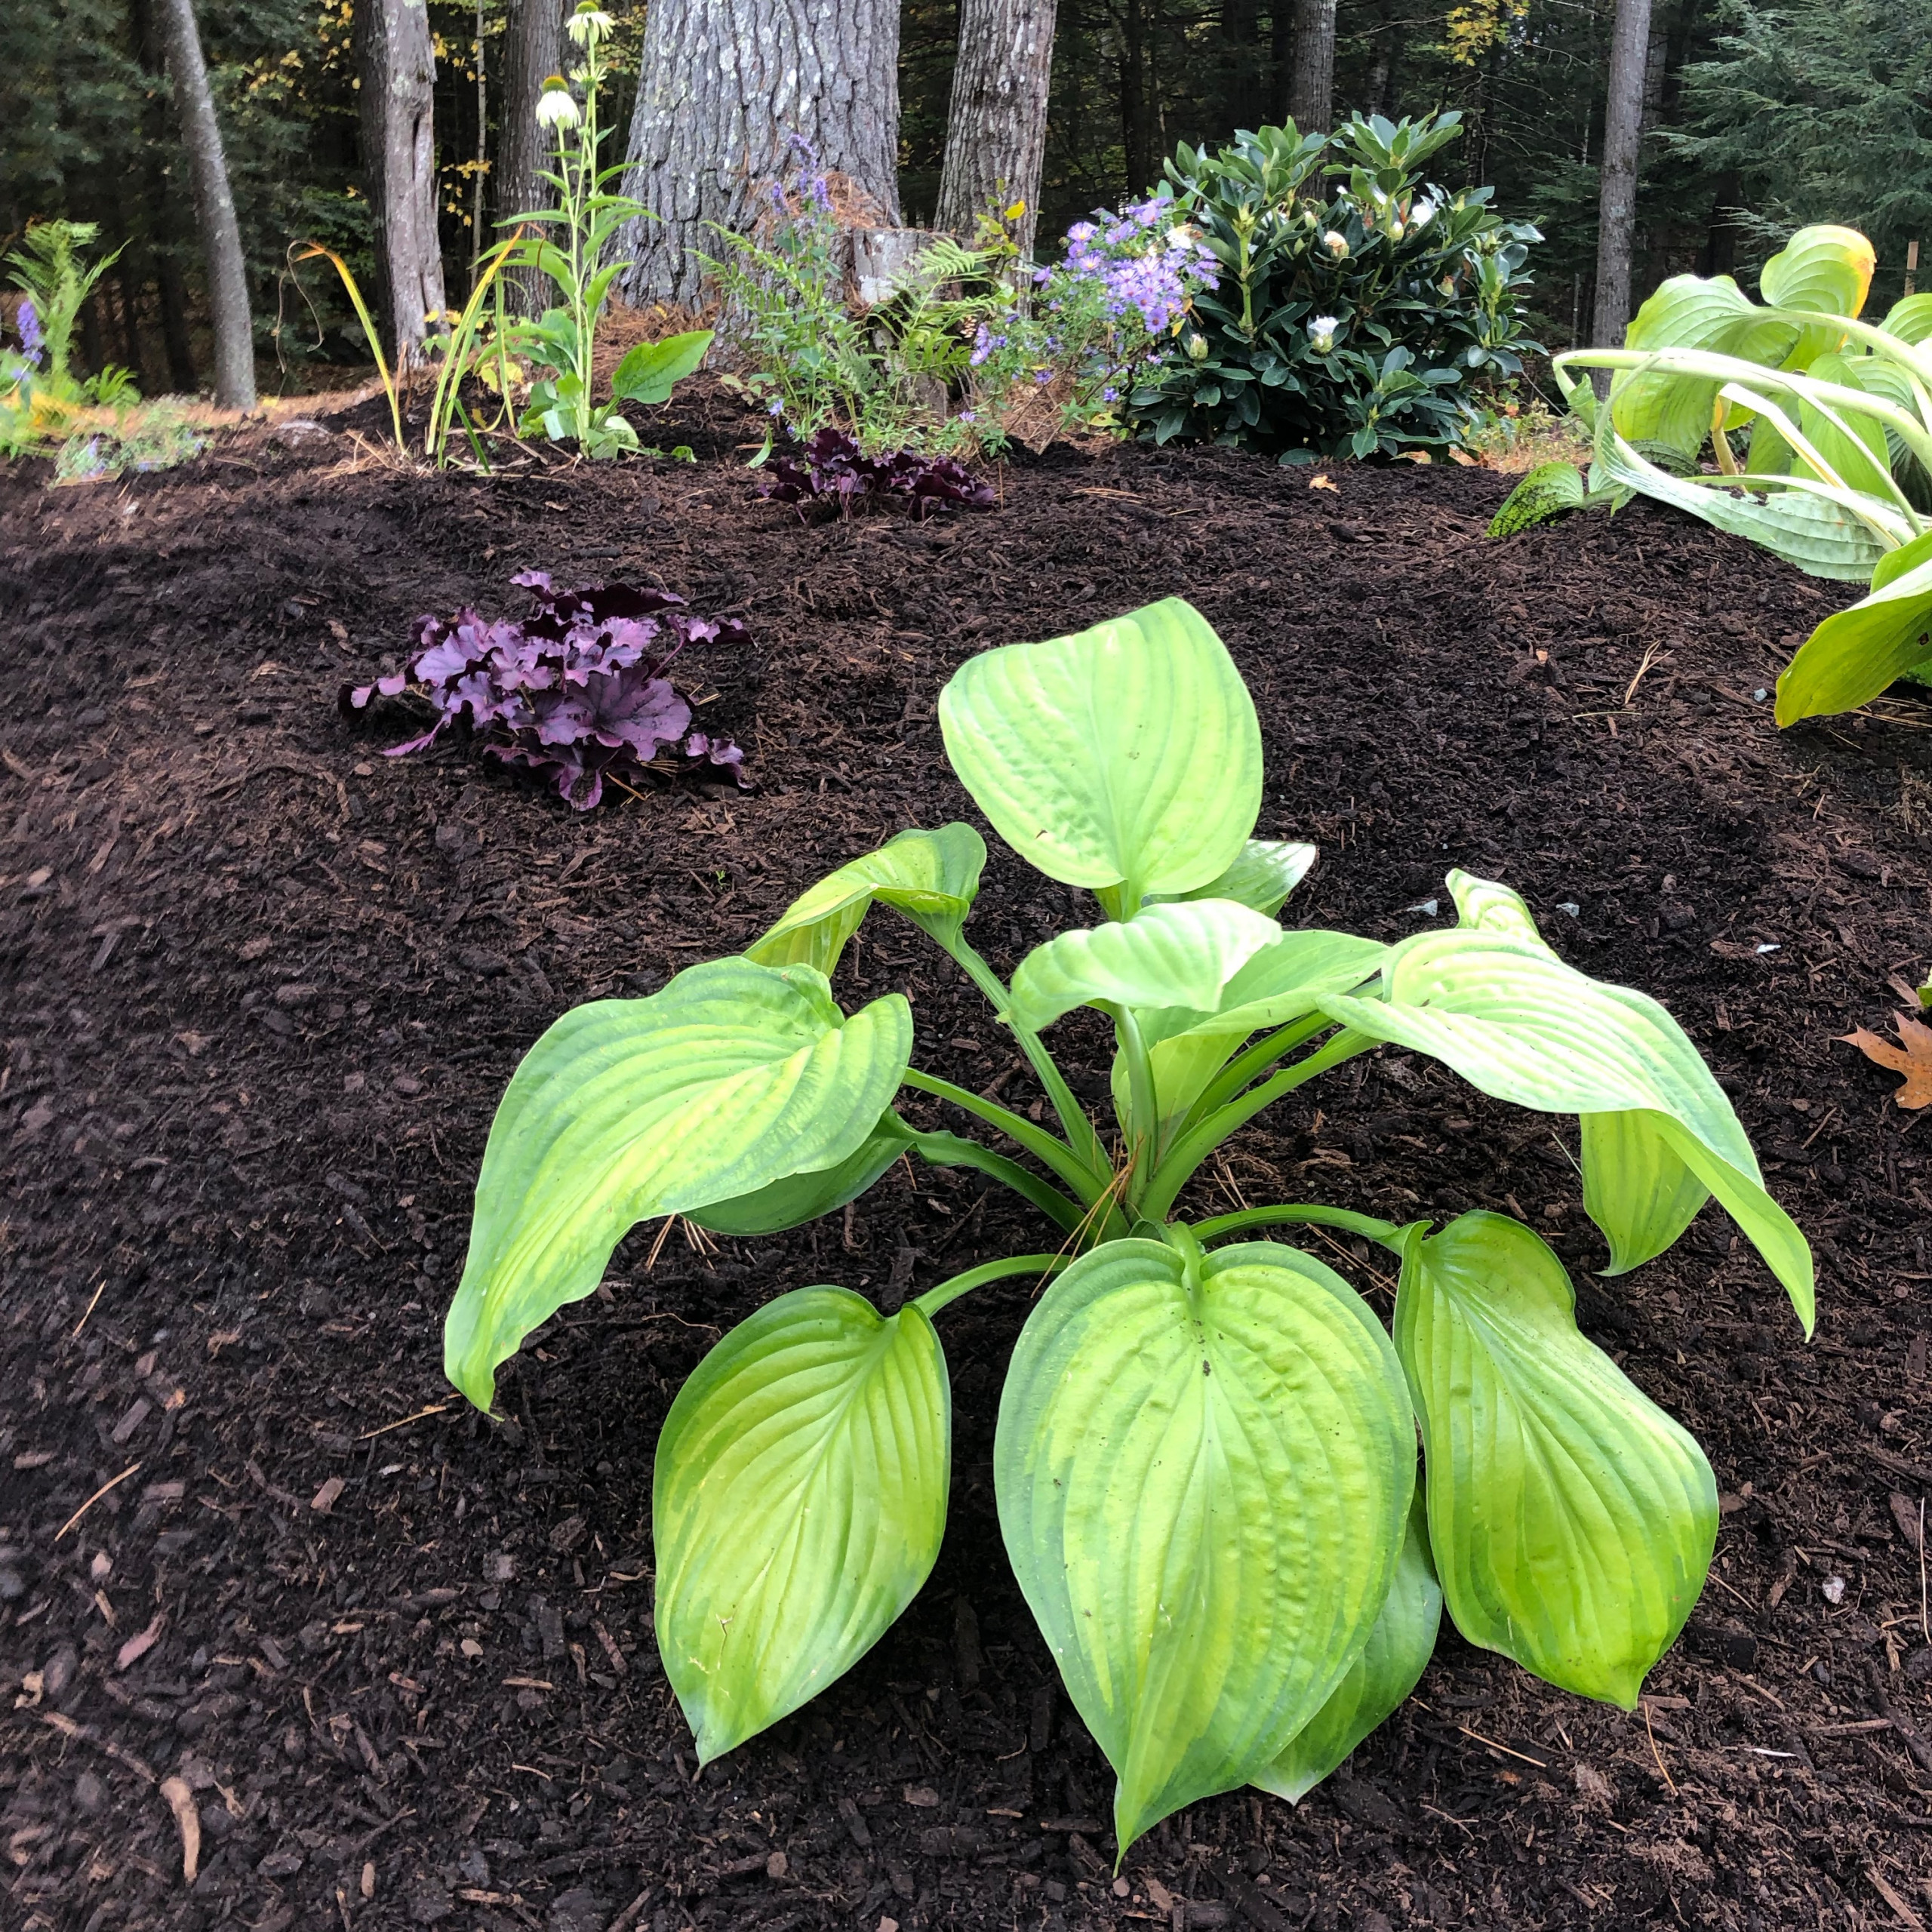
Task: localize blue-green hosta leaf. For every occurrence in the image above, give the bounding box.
[937,598,1263,906]
[995,1238,1415,1854]
[1315,930,1814,1332]
[655,1288,949,1761]
[1777,528,1932,724]
[443,961,913,1407]
[609,328,713,405]
[1154,839,1318,918]
[1394,1213,1718,1707]
[1251,1492,1442,1802]
[1591,421,1887,582]
[1008,899,1284,1033]
[746,824,986,977]
[687,1115,913,1236]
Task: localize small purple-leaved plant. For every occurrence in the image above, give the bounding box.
[344,573,749,811]
[755,427,995,519]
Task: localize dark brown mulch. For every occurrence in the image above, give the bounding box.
[2,392,1930,1932]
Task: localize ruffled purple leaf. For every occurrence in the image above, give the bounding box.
[345,578,750,809]
[755,428,995,519]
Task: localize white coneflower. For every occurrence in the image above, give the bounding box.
[1307,314,1340,354]
[566,3,613,45]
[537,77,580,129]
[1321,229,1349,259]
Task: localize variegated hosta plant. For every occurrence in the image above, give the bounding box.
[1548,224,1932,725]
[441,598,1814,1857]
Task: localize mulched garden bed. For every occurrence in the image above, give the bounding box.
[2,390,1930,1932]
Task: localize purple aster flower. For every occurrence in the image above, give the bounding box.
[17,298,42,365]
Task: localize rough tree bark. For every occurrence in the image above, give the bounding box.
[498,0,565,312]
[935,0,1058,260]
[616,0,903,311]
[355,0,448,368]
[1592,0,1654,348]
[154,0,254,408]
[1285,0,1338,132]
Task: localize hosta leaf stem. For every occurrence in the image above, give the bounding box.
[897,1124,1092,1234]
[912,1252,1071,1319]
[900,1069,1108,1204]
[1192,1204,1404,1249]
[1138,1029,1374,1224]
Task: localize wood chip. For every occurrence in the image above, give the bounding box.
[310,1475,346,1514]
[159,1774,200,1884]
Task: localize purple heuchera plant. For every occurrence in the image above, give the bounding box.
[344,574,749,811]
[755,427,995,518]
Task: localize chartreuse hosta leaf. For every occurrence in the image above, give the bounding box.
[443,961,912,1408]
[995,1237,1414,1854]
[1394,1213,1718,1707]
[1318,912,1814,1333]
[938,598,1262,912]
[1777,527,1932,724]
[1152,839,1318,918]
[745,823,986,976]
[688,1115,913,1237]
[654,1287,949,1761]
[1251,1492,1441,1803]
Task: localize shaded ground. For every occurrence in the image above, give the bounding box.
[2,395,1930,1932]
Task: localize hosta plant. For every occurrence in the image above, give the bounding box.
[441,598,1813,1856]
[1548,224,1932,723]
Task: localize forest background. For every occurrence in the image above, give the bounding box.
[2,0,1930,398]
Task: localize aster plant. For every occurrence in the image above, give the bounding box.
[440,598,1812,1858]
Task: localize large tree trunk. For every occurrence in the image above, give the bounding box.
[1285,0,1337,132]
[616,0,902,311]
[935,0,1058,261]
[499,0,564,312]
[1591,0,1653,348]
[355,0,448,368]
[155,0,254,409]
[1119,0,1153,192]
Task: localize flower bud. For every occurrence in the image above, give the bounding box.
[1186,334,1210,362]
[1322,229,1349,259]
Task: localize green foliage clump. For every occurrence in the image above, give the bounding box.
[2,221,141,459]
[1126,112,1540,460]
[439,597,1814,1859]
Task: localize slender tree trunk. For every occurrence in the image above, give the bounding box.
[935,0,1058,260]
[1591,0,1652,348]
[1220,0,1266,132]
[1120,0,1152,192]
[1285,0,1337,131]
[155,0,254,408]
[355,0,448,368]
[616,0,903,311]
[500,0,564,312]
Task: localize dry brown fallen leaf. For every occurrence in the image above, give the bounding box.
[1308,473,1339,492]
[1838,1010,1932,1108]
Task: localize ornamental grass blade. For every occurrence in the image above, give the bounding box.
[1837,1011,1932,1109]
[995,1238,1414,1855]
[745,824,986,977]
[654,1288,949,1761]
[443,961,912,1408]
[937,598,1262,909]
[1394,1213,1717,1709]
[1251,1491,1441,1803]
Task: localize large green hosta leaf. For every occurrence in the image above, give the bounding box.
[995,1237,1414,1853]
[746,824,986,976]
[1251,1492,1441,1802]
[1152,839,1318,918]
[1759,224,1875,367]
[1008,900,1284,1032]
[1394,1213,1718,1707]
[937,598,1263,909]
[1614,273,1775,455]
[444,961,913,1407]
[655,1288,949,1761]
[1315,924,1814,1332]
[1777,528,1932,724]
[687,1115,913,1236]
